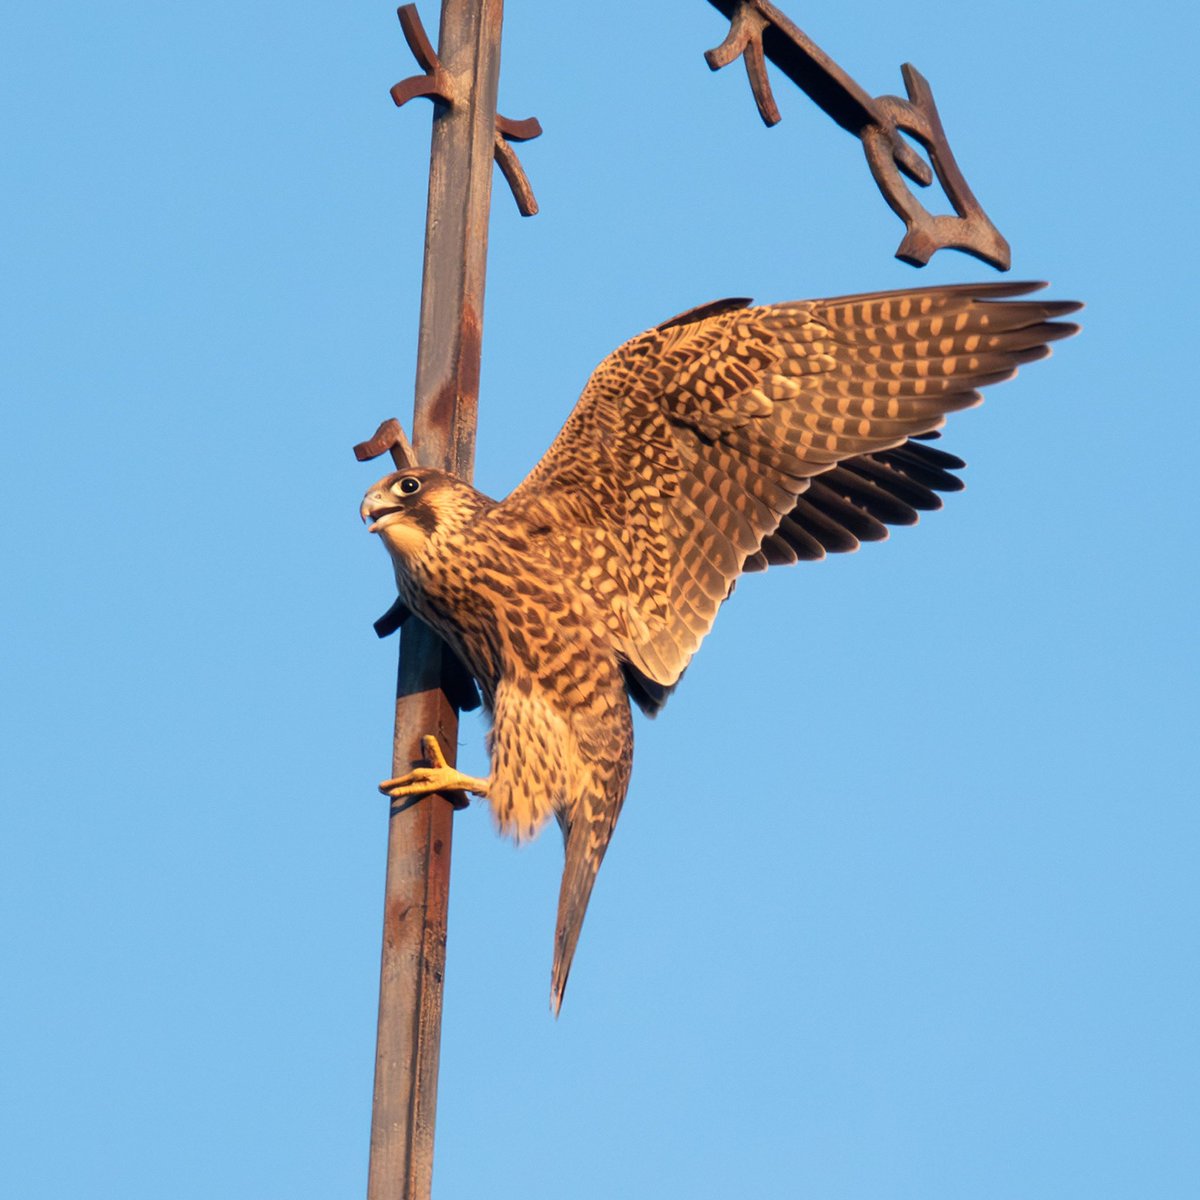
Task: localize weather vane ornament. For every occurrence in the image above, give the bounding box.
[703,0,1012,269]
[389,3,541,215]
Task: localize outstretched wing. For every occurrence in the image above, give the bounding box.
[502,281,1080,692]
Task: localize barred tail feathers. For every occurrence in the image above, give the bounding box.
[549,712,631,1015]
[550,817,609,1016]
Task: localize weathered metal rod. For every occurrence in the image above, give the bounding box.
[365,3,507,1197]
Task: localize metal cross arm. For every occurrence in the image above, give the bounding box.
[390,3,543,215]
[704,0,1011,270]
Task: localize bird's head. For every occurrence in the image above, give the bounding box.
[361,468,487,564]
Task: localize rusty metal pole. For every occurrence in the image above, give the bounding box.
[366,3,506,1197]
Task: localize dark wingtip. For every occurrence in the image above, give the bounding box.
[972,278,1049,297]
[1048,320,1083,339]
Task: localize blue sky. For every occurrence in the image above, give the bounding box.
[3,2,1197,1197]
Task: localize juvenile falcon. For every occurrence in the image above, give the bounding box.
[360,280,1080,1013]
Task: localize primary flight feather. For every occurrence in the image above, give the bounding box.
[360,280,1081,1013]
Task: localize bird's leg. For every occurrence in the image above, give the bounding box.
[379,734,490,811]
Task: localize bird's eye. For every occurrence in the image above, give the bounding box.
[395,477,421,496]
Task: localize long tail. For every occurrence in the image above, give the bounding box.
[550,816,612,1016]
[549,690,633,1015]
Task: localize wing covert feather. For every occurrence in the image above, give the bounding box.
[502,282,1080,691]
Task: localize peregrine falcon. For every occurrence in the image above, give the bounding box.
[360,281,1080,1013]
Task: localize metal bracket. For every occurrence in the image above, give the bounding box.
[704,0,1010,269]
[353,417,418,470]
[390,4,542,216]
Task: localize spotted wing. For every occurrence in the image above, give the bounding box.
[502,281,1080,691]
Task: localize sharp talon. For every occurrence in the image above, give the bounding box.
[421,735,450,770]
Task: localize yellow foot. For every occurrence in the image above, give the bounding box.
[379,735,489,811]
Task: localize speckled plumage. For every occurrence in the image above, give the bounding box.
[361,281,1080,1012]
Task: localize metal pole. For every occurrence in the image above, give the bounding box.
[367,3,505,1197]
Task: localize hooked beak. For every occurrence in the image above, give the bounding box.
[361,491,406,533]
